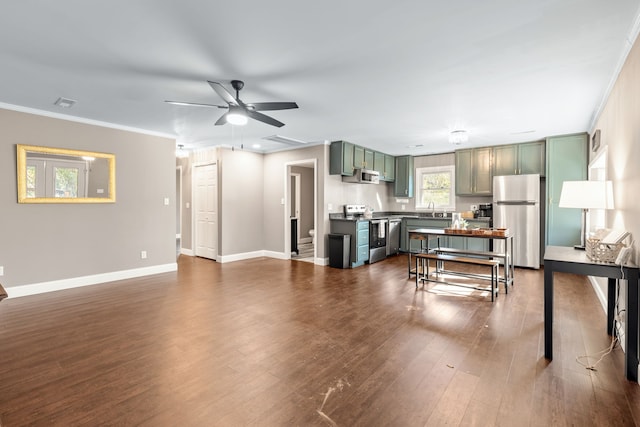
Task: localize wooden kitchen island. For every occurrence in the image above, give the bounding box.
[408,228,514,293]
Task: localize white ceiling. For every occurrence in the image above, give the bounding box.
[1,1,639,155]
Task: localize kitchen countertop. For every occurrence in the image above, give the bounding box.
[329,212,490,223]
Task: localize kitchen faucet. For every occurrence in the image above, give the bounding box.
[427,201,435,214]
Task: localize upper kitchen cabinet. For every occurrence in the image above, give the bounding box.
[455,147,492,195]
[374,152,395,182]
[394,155,414,197]
[329,140,355,175]
[353,145,374,169]
[493,141,545,177]
[546,133,588,247]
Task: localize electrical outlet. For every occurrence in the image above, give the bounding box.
[140,251,147,259]
[470,204,478,211]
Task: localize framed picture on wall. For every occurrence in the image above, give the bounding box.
[591,129,601,152]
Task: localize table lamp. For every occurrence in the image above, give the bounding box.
[559,180,614,250]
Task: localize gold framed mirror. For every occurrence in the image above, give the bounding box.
[17,144,116,203]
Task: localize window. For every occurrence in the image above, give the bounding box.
[415,165,455,210]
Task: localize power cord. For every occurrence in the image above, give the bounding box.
[576,266,625,372]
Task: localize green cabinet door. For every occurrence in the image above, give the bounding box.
[519,141,546,176]
[394,156,414,197]
[353,146,374,169]
[455,148,492,195]
[384,154,395,182]
[373,151,385,176]
[493,145,518,176]
[473,147,493,195]
[353,145,365,169]
[329,141,355,175]
[493,141,546,177]
[455,149,473,195]
[546,133,588,247]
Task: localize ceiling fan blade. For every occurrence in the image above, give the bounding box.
[248,102,298,111]
[165,100,226,108]
[214,113,228,126]
[208,81,238,106]
[247,110,285,127]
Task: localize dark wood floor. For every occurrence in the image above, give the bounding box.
[0,254,639,426]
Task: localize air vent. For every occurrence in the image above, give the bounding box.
[54,97,76,108]
[262,135,307,145]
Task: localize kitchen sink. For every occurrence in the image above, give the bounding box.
[419,212,450,218]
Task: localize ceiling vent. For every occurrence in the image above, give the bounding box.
[54,97,76,108]
[262,135,307,146]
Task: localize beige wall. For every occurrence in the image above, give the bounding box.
[591,32,640,319]
[0,108,177,288]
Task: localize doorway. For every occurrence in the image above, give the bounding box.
[194,163,218,260]
[286,160,316,262]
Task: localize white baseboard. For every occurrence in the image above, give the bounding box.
[181,248,194,256]
[5,263,178,299]
[299,237,312,244]
[216,249,327,266]
[588,276,608,314]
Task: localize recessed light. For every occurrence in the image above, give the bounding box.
[406,144,424,148]
[252,144,261,149]
[54,97,76,108]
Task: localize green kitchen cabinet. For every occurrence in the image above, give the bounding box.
[394,155,414,197]
[455,147,492,195]
[384,154,395,182]
[374,152,396,182]
[545,133,588,247]
[329,140,355,175]
[354,145,374,169]
[493,141,545,177]
[330,219,369,267]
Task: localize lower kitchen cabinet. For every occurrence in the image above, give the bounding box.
[400,218,450,252]
[401,218,491,252]
[330,220,369,268]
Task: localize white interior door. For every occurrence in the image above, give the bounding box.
[195,164,217,260]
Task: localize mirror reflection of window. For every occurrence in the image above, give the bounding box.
[26,158,87,198]
[26,165,36,198]
[54,166,80,198]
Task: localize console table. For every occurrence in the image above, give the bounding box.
[544,245,639,382]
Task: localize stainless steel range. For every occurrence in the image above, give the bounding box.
[343,204,387,264]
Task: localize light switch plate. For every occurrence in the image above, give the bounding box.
[0,266,4,276]
[164,197,170,206]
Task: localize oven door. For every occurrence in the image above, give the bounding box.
[369,220,387,248]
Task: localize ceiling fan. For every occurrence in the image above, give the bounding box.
[166,80,298,128]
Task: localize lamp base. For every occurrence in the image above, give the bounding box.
[574,245,586,251]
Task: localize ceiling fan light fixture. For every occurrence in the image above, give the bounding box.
[449,130,468,145]
[176,144,189,158]
[226,106,248,126]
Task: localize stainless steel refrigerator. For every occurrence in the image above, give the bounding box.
[493,174,540,269]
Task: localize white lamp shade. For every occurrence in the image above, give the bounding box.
[558,180,614,209]
[226,106,248,125]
